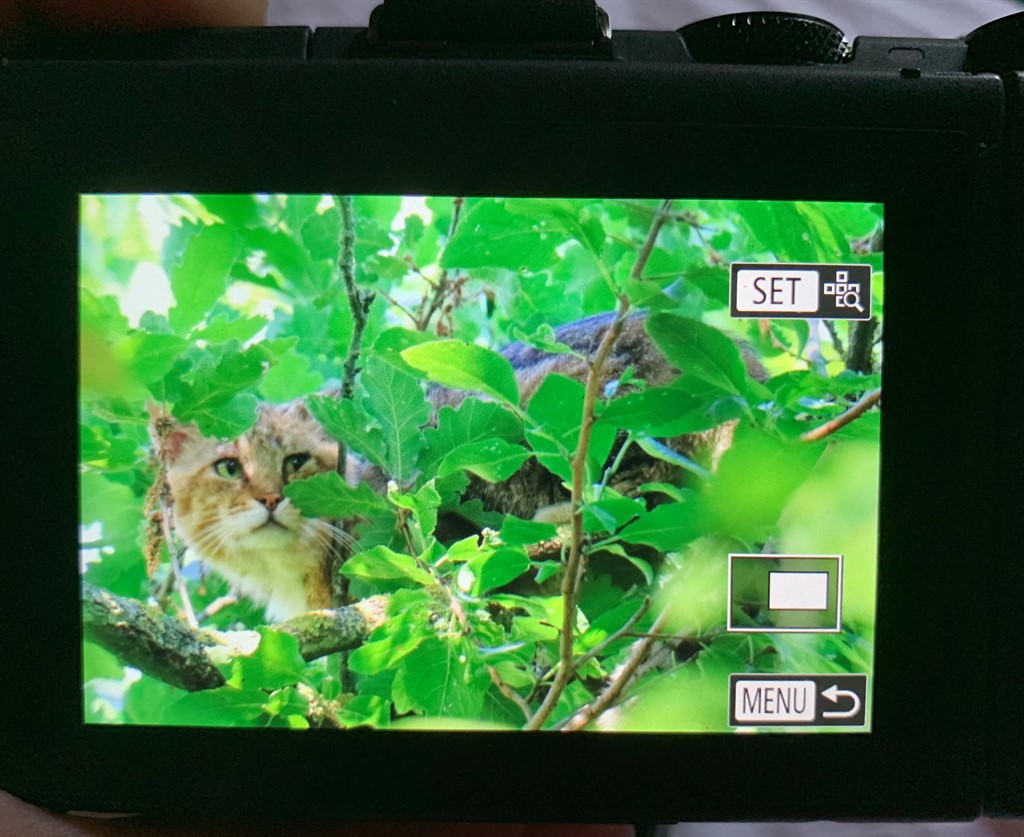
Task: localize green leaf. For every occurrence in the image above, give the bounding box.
[389,482,442,540]
[82,641,125,681]
[372,327,437,376]
[122,676,186,726]
[192,313,267,344]
[260,350,325,402]
[575,596,649,655]
[618,502,702,552]
[458,546,531,595]
[419,397,523,478]
[229,629,307,691]
[646,313,749,397]
[112,333,188,388]
[172,343,266,437]
[402,341,519,405]
[348,616,426,676]
[509,323,578,356]
[193,194,261,228]
[392,637,486,718]
[341,545,435,587]
[300,208,340,262]
[361,356,430,482]
[80,288,129,341]
[440,199,561,272]
[284,471,388,518]
[598,386,715,436]
[160,686,269,728]
[168,224,240,332]
[176,393,257,439]
[499,516,558,546]
[707,430,823,541]
[524,374,616,482]
[505,197,606,256]
[306,395,388,471]
[634,437,712,479]
[240,227,321,297]
[583,495,645,533]
[438,438,530,483]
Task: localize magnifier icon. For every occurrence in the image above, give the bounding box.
[844,289,866,313]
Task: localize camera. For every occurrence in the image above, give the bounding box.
[1,0,1021,823]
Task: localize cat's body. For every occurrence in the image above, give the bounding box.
[156,312,764,621]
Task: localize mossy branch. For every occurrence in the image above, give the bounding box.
[81,582,386,693]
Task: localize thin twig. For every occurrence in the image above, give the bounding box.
[194,594,238,623]
[561,609,670,732]
[800,388,882,443]
[523,293,631,730]
[488,666,533,721]
[332,195,375,600]
[631,198,673,280]
[524,200,672,730]
[338,195,375,403]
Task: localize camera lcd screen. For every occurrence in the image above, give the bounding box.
[80,194,882,733]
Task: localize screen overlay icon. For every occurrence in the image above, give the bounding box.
[730,263,872,320]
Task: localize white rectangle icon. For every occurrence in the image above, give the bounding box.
[768,571,829,611]
[734,268,820,313]
[734,680,817,722]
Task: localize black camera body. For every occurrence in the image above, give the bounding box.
[0,1,1021,824]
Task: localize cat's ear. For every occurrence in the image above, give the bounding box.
[282,399,312,421]
[146,401,201,463]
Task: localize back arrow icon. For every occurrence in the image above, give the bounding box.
[821,684,861,719]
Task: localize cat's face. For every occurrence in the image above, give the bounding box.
[158,402,339,577]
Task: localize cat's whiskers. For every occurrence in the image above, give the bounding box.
[193,510,259,555]
[307,518,357,553]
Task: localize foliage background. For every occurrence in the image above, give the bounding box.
[80,194,883,732]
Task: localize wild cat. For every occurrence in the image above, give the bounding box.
[153,313,765,621]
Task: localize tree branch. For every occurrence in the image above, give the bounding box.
[333,194,376,598]
[82,582,224,692]
[845,317,878,374]
[800,388,882,443]
[523,293,631,730]
[524,200,673,731]
[82,582,386,692]
[338,194,374,403]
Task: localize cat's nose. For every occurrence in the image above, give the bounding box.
[256,493,283,512]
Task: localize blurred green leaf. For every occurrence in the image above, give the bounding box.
[168,224,239,332]
[300,207,340,262]
[260,350,325,402]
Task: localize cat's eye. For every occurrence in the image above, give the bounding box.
[283,453,310,477]
[213,458,243,480]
